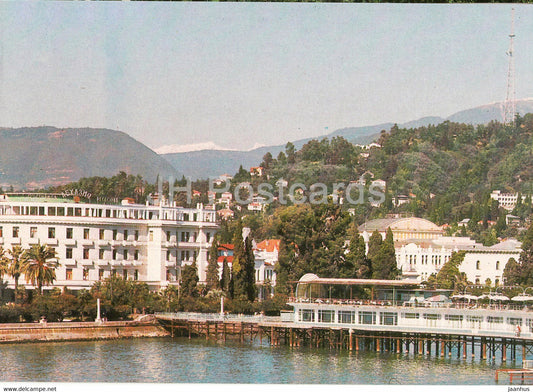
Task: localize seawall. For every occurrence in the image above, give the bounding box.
[0,319,170,344]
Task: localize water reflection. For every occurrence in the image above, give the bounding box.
[0,337,514,384]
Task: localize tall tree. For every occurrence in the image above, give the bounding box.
[231,220,249,300]
[435,251,466,290]
[205,237,220,292]
[371,228,398,280]
[367,230,382,265]
[24,244,58,295]
[345,227,372,279]
[180,261,199,298]
[517,223,533,286]
[220,258,231,295]
[243,236,257,302]
[7,245,29,304]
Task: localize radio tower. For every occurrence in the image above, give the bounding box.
[502,8,516,125]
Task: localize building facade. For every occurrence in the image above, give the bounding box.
[0,195,218,291]
[360,217,521,286]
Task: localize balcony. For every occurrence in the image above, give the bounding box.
[44,238,58,246]
[64,259,77,266]
[27,238,39,245]
[64,239,77,246]
[165,261,177,267]
[80,239,94,247]
[97,240,110,247]
[9,238,21,245]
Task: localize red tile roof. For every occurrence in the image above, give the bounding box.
[256,239,280,253]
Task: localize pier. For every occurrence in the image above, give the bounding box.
[155,311,533,364]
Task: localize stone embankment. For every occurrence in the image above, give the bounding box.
[0,316,170,343]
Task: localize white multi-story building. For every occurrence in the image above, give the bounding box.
[360,217,521,286]
[0,194,218,292]
[490,190,527,211]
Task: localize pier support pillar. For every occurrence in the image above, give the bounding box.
[482,339,487,360]
[355,336,359,351]
[376,337,380,352]
[503,340,507,362]
[463,340,467,360]
[440,340,445,357]
[396,339,401,354]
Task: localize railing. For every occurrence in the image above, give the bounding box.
[288,297,532,312]
[155,312,281,323]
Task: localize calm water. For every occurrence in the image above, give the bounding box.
[0,337,520,384]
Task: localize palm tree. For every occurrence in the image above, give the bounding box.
[0,246,9,302]
[7,245,29,304]
[24,244,59,295]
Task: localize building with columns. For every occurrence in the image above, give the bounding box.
[0,194,218,292]
[360,217,521,286]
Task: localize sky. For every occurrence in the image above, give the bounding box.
[1,3,532,153]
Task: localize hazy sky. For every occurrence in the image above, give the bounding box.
[1,3,532,152]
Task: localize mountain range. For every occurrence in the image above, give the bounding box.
[1,99,532,189]
[161,99,533,180]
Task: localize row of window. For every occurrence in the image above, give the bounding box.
[65,248,140,261]
[476,260,501,270]
[407,254,450,266]
[1,226,207,243]
[65,267,139,281]
[297,309,533,327]
[2,226,141,241]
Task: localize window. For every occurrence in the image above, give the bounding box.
[99,249,105,259]
[380,312,398,326]
[487,316,503,324]
[48,227,55,239]
[98,269,104,280]
[476,260,480,270]
[338,311,356,324]
[134,250,139,261]
[298,309,315,322]
[112,250,117,260]
[135,230,139,241]
[99,229,105,240]
[30,227,37,238]
[359,311,376,325]
[507,317,523,326]
[12,226,19,238]
[466,316,483,323]
[113,230,117,240]
[445,315,463,321]
[123,249,128,260]
[83,248,90,259]
[403,313,420,319]
[318,310,334,323]
[66,248,73,259]
[123,270,128,280]
[0,227,3,237]
[124,230,128,241]
[149,230,153,241]
[134,270,138,281]
[67,207,74,216]
[167,231,171,241]
[111,269,116,277]
[84,228,90,240]
[83,268,89,281]
[423,313,441,320]
[206,233,211,243]
[496,261,500,270]
[66,269,73,280]
[66,227,73,239]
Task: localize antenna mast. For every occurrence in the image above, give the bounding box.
[502,8,516,125]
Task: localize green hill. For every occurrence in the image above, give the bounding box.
[0,127,179,189]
